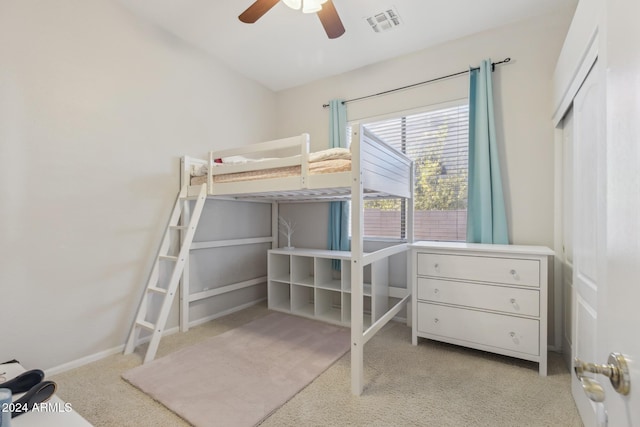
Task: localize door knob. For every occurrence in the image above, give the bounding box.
[578,376,606,402]
[574,352,631,399]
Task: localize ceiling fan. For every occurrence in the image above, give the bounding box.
[239,0,346,39]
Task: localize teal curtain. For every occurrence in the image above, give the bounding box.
[328,99,349,269]
[466,59,509,244]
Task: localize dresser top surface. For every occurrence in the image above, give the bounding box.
[409,241,554,256]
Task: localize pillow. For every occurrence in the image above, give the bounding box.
[190,164,208,177]
[309,147,351,163]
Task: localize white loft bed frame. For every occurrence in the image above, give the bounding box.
[180,124,414,395]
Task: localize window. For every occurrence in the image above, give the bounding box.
[352,101,469,241]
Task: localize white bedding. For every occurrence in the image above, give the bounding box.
[190,158,351,185]
[190,147,351,177]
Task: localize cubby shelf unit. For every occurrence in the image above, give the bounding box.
[268,248,391,330]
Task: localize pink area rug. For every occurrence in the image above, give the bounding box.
[123,312,350,427]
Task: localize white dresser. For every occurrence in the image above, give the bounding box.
[410,242,553,375]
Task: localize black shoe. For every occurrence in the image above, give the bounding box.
[11,381,57,418]
[0,369,45,394]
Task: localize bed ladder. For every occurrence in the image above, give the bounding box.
[124,183,207,363]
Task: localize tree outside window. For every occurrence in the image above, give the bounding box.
[358,102,469,241]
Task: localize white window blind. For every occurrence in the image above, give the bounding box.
[352,102,469,241]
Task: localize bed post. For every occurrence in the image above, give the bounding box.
[180,157,191,333]
[300,133,310,189]
[208,151,213,196]
[406,161,415,328]
[271,202,279,249]
[350,124,365,395]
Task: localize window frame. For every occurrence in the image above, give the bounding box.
[348,98,469,242]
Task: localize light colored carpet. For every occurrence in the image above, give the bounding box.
[122,312,349,427]
[50,303,583,427]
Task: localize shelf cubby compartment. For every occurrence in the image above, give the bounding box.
[269,253,291,283]
[371,258,389,323]
[268,281,291,312]
[315,258,342,291]
[341,260,351,292]
[342,292,372,330]
[315,288,342,324]
[267,249,390,329]
[342,262,372,296]
[291,256,314,286]
[291,284,315,317]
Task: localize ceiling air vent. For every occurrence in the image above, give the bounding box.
[366,7,401,33]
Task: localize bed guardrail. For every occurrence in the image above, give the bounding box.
[207,134,310,191]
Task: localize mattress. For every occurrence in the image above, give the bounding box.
[190,147,352,186]
[190,158,351,185]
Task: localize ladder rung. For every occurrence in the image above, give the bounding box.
[148,286,167,295]
[136,320,156,331]
[126,183,207,364]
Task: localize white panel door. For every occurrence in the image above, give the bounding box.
[597,0,640,423]
[571,3,640,422]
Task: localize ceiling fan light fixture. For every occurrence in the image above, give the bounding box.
[301,0,324,14]
[282,0,301,10]
[239,0,344,39]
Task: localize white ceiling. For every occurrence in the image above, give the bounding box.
[117,0,576,91]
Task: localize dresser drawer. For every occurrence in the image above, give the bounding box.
[417,278,540,316]
[417,303,540,356]
[416,253,540,287]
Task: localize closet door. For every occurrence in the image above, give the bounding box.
[571,59,605,427]
[560,107,574,370]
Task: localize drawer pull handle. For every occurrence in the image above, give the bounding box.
[434,263,440,272]
[510,269,520,280]
[509,331,520,345]
[510,298,520,310]
[434,318,439,324]
[434,288,440,295]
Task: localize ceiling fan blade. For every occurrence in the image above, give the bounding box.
[317,0,345,39]
[238,0,280,24]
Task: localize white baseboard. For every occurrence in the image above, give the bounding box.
[45,298,266,376]
[45,345,125,376]
[188,298,266,328]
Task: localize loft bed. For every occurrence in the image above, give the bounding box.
[181,125,414,395]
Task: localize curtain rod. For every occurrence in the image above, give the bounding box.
[322,57,511,108]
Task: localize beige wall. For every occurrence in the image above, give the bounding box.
[0,0,276,370]
[275,7,576,349]
[276,7,576,249]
